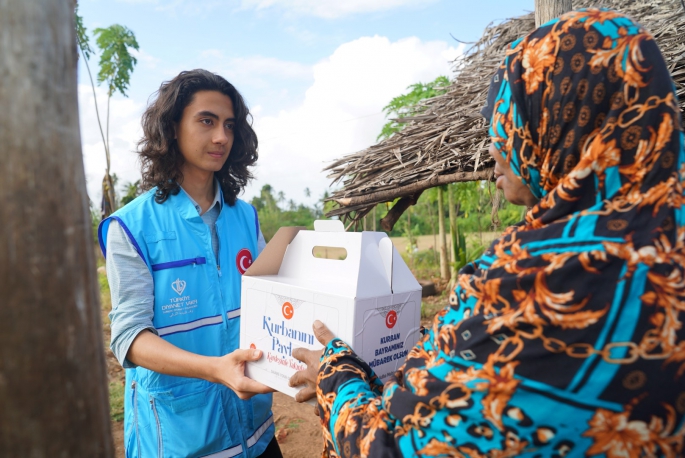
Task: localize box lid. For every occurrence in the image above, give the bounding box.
[245,220,420,298]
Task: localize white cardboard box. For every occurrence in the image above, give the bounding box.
[240,220,422,399]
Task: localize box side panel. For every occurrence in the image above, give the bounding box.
[354,290,421,383]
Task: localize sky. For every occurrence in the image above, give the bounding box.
[77,0,533,209]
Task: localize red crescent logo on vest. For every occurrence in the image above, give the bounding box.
[236,248,253,275]
[385,310,397,329]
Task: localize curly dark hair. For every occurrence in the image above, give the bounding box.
[138,69,258,205]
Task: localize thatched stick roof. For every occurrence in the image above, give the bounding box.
[324,0,685,229]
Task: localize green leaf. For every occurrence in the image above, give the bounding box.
[75,6,93,59]
[377,75,450,141]
[93,25,140,97]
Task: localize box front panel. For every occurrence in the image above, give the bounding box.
[241,284,342,395]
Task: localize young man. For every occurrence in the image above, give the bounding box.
[99,70,281,458]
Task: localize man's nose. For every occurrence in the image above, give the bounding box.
[213,127,229,144]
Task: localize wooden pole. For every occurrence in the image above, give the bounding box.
[0,0,114,456]
[535,0,573,27]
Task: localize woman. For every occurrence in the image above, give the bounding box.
[99,70,280,457]
[291,9,685,457]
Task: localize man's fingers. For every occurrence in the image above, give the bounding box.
[232,348,262,362]
[313,320,335,346]
[313,405,319,417]
[235,377,274,397]
[295,386,316,403]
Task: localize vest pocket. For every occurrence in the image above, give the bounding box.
[150,386,234,457]
[151,257,207,271]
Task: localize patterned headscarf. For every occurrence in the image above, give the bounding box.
[315,9,685,458]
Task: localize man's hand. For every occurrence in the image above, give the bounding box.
[211,349,275,400]
[127,330,273,400]
[289,320,336,405]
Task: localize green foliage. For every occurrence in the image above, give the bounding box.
[251,185,326,241]
[378,75,450,141]
[93,25,139,97]
[451,222,485,272]
[403,248,440,281]
[121,180,142,206]
[91,205,101,244]
[109,381,125,422]
[75,6,93,59]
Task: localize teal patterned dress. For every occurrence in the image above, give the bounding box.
[315,9,685,458]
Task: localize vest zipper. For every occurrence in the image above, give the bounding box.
[132,381,141,455]
[150,398,163,457]
[216,221,222,277]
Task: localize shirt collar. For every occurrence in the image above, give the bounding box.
[181,178,224,216]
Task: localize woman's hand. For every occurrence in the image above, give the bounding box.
[289,320,336,404]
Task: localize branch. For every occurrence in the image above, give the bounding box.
[380,192,423,232]
[334,168,493,208]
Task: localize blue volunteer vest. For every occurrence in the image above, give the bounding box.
[99,187,274,458]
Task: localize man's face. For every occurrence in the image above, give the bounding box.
[176,90,235,178]
[489,143,538,208]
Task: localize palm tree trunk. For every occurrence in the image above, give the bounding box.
[437,187,449,281]
[448,185,458,284]
[0,0,114,455]
[426,195,438,265]
[535,0,573,27]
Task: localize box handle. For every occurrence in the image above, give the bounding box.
[312,246,347,260]
[314,220,344,232]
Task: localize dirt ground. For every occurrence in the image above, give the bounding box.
[102,272,449,458]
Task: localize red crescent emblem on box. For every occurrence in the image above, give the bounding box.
[385,310,397,329]
[236,248,252,275]
[282,302,294,320]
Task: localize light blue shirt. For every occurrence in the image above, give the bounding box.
[106,182,266,368]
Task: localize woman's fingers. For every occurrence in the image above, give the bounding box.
[294,386,316,403]
[288,368,310,388]
[293,347,311,364]
[313,320,335,346]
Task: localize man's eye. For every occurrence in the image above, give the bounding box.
[201,119,212,125]
[225,123,235,130]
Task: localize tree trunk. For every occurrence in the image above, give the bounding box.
[437,187,449,281]
[535,0,573,27]
[0,1,114,456]
[426,196,438,266]
[448,185,456,265]
[448,185,458,284]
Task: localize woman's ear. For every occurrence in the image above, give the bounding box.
[173,122,178,140]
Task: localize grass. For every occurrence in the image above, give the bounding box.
[109,381,125,422]
[95,254,121,422]
[421,291,449,320]
[283,419,304,430]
